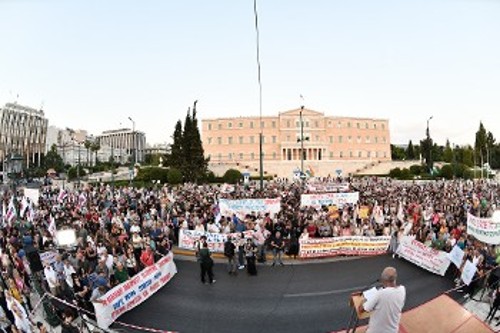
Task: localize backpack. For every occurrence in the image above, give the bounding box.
[224,241,234,257]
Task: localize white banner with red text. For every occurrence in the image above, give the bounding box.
[467,213,500,245]
[178,229,254,253]
[298,236,390,258]
[396,236,451,276]
[300,192,359,209]
[219,198,281,218]
[93,252,177,330]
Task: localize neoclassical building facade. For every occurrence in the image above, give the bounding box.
[201,108,391,177]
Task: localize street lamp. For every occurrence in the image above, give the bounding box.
[128,117,136,186]
[297,106,310,181]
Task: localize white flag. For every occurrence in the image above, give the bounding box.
[48,215,57,237]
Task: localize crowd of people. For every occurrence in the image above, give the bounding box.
[0,175,499,331]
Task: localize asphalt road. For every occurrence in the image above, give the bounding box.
[118,255,455,333]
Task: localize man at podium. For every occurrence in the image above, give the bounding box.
[358,267,406,333]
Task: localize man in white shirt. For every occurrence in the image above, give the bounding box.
[359,267,406,333]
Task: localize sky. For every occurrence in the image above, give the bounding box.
[1,0,499,146]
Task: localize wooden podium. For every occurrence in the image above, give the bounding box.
[345,293,371,333]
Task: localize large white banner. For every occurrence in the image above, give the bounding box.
[218,198,281,218]
[299,236,390,258]
[178,229,253,253]
[23,188,40,206]
[93,252,177,329]
[467,213,500,245]
[396,236,451,276]
[300,192,359,209]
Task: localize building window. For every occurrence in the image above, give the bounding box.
[208,124,212,131]
[337,121,341,128]
[329,136,333,143]
[357,136,361,143]
[296,121,300,128]
[287,150,292,160]
[239,122,243,128]
[272,152,277,159]
[217,137,222,145]
[349,151,353,157]
[287,120,291,127]
[250,136,255,144]
[381,123,385,130]
[348,136,352,143]
[315,121,319,127]
[316,135,320,141]
[239,136,244,144]
[260,121,265,128]
[367,151,371,158]
[384,151,387,158]
[374,123,377,129]
[272,121,276,128]
[250,122,254,129]
[328,121,332,127]
[365,122,369,129]
[358,151,362,158]
[375,151,379,158]
[357,123,360,129]
[340,151,343,158]
[347,122,351,128]
[218,124,222,130]
[382,137,386,143]
[239,153,243,160]
[218,153,222,160]
[305,121,309,128]
[228,137,233,144]
[374,137,378,143]
[228,122,232,128]
[329,151,333,158]
[286,135,290,142]
[251,152,255,160]
[366,136,370,143]
[208,137,212,144]
[228,153,233,160]
[272,136,277,143]
[338,136,343,143]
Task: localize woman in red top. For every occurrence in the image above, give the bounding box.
[140,244,155,267]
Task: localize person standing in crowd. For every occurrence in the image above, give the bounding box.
[198,242,215,284]
[244,238,258,276]
[359,267,406,333]
[140,244,155,267]
[224,237,237,275]
[486,286,500,323]
[237,234,246,270]
[270,231,285,267]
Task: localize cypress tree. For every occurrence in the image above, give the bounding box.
[406,140,415,160]
[190,101,209,182]
[182,108,194,181]
[168,120,184,170]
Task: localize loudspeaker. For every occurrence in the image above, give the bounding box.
[26,249,43,273]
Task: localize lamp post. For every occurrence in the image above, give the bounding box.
[426,116,433,174]
[297,105,310,182]
[128,117,135,186]
[8,153,23,219]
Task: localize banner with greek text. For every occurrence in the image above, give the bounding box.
[447,245,465,268]
[178,229,253,253]
[396,236,451,276]
[219,198,281,218]
[298,236,390,258]
[467,213,500,245]
[93,252,177,329]
[300,192,359,209]
[461,260,477,286]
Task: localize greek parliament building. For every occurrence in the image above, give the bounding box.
[0,102,48,168]
[201,108,391,177]
[96,128,147,163]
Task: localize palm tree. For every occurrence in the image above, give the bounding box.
[84,140,92,166]
[91,142,101,167]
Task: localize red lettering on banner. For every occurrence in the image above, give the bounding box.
[111,306,127,319]
[105,287,124,305]
[122,275,141,292]
[160,273,172,283]
[141,266,157,278]
[150,281,160,291]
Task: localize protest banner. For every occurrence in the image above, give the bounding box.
[307,183,349,193]
[466,213,500,245]
[298,236,390,258]
[461,260,477,286]
[178,229,254,253]
[447,245,465,268]
[93,252,177,329]
[396,236,451,276]
[23,188,40,206]
[219,198,281,218]
[300,192,359,209]
[40,251,58,266]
